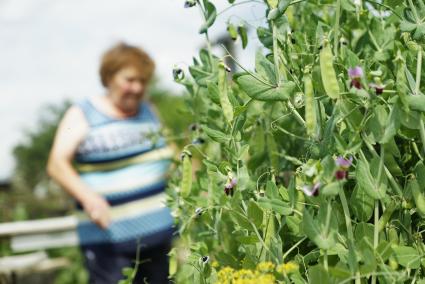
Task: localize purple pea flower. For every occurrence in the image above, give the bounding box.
[224,180,235,196]
[224,175,237,196]
[369,83,385,95]
[348,66,363,89]
[224,186,234,196]
[335,156,353,169]
[335,170,349,180]
[301,182,321,197]
[335,156,352,180]
[348,66,363,78]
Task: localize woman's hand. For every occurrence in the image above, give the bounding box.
[81,192,111,229]
[47,106,111,229]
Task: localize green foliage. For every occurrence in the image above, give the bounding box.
[170,0,425,283]
[13,101,71,191]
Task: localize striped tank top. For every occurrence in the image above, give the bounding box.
[73,98,174,247]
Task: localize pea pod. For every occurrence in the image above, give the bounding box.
[266,132,279,170]
[303,71,316,137]
[395,52,409,111]
[409,178,425,218]
[227,23,238,41]
[319,41,340,99]
[218,62,234,124]
[378,200,397,231]
[389,255,399,270]
[180,153,193,197]
[238,25,248,49]
[388,226,399,245]
[295,189,305,213]
[261,210,275,260]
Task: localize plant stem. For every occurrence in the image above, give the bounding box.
[333,0,341,57]
[222,45,276,87]
[324,250,328,271]
[414,48,425,156]
[371,200,379,284]
[224,206,279,263]
[272,21,281,86]
[373,146,384,270]
[287,101,306,126]
[288,0,307,6]
[338,186,354,246]
[197,0,214,65]
[282,236,307,261]
[415,48,422,95]
[419,119,425,155]
[338,183,360,283]
[323,200,332,272]
[362,136,403,195]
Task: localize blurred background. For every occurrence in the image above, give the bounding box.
[0,0,265,283]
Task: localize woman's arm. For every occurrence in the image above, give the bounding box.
[47,105,111,229]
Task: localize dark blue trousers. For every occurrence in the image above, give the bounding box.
[81,239,171,284]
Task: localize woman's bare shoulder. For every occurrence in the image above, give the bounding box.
[51,104,89,156]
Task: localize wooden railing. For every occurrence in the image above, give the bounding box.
[0,216,79,252]
[0,216,78,284]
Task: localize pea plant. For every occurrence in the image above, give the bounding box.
[168,0,425,283]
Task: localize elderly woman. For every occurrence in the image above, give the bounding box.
[47,42,174,284]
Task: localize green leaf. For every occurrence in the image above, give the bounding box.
[266,180,279,199]
[236,75,295,101]
[344,49,360,68]
[199,1,217,34]
[277,0,291,13]
[202,126,229,143]
[356,159,386,200]
[255,50,276,85]
[302,209,336,250]
[350,185,374,222]
[236,235,258,244]
[286,215,302,236]
[320,182,340,196]
[406,95,425,112]
[354,222,374,243]
[376,240,393,262]
[340,0,355,11]
[257,26,273,48]
[206,82,221,105]
[257,197,292,215]
[247,199,263,227]
[308,265,333,284]
[392,246,421,269]
[231,208,252,231]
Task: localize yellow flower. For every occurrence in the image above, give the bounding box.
[257,274,275,284]
[212,261,219,268]
[233,268,255,279]
[256,261,275,273]
[277,261,299,275]
[217,266,235,284]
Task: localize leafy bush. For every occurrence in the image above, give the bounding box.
[169,0,425,283]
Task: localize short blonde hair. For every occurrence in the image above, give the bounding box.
[99,42,155,87]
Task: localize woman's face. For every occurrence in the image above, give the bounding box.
[107,66,147,114]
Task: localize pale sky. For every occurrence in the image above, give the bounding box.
[0,0,265,181]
